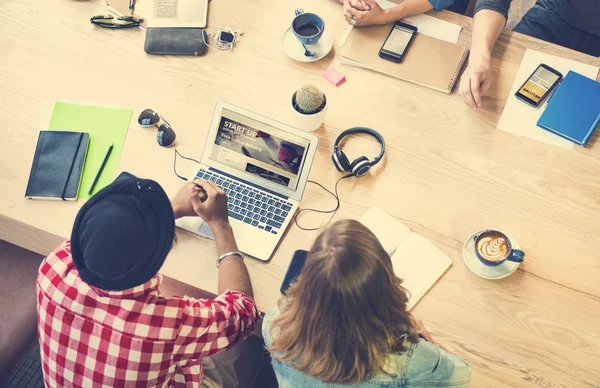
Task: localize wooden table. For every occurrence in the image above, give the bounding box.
[1,0,599,386]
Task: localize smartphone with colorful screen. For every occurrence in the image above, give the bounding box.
[515,64,563,107]
[379,21,418,63]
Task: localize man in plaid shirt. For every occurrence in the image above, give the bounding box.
[36,175,263,387]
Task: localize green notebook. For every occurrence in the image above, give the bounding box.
[48,103,133,199]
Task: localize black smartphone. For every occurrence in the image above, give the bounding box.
[280,250,308,295]
[378,21,418,63]
[515,64,563,107]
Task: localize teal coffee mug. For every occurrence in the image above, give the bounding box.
[292,9,325,46]
[474,230,525,267]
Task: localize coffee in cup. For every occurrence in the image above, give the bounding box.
[296,23,320,37]
[292,9,325,46]
[474,230,525,267]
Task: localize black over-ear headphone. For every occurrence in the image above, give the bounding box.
[331,127,385,177]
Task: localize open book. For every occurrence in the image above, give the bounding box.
[359,207,452,309]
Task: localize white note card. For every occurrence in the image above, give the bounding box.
[497,49,599,149]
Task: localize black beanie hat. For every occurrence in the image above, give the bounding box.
[71,175,175,291]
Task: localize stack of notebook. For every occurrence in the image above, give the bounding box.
[339,25,470,93]
[537,71,600,147]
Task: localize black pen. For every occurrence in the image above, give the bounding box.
[129,0,135,11]
[88,144,114,196]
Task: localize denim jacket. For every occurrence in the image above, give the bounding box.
[262,308,471,387]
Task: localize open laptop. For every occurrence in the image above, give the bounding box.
[176,102,319,261]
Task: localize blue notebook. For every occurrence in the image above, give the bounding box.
[537,71,600,147]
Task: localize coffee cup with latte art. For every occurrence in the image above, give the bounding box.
[474,230,525,267]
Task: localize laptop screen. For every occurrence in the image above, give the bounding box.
[208,108,311,191]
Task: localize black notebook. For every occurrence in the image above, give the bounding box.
[25,130,90,200]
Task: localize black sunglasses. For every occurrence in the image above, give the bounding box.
[138,109,177,147]
[90,15,143,29]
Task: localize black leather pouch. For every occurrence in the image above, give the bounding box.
[144,28,207,56]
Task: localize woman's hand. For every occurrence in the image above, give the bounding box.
[346,0,390,26]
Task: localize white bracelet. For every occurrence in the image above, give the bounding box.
[216,251,244,268]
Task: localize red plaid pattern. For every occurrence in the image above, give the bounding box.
[36,241,259,387]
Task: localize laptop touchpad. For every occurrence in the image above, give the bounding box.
[198,222,214,239]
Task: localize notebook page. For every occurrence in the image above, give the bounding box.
[392,233,452,310]
[147,0,207,28]
[358,207,411,254]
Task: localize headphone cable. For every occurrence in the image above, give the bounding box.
[173,149,200,181]
[294,174,353,231]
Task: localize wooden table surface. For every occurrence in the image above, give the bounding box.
[1,0,599,386]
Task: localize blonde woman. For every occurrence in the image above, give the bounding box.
[263,219,471,387]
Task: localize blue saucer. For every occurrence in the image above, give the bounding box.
[463,230,521,280]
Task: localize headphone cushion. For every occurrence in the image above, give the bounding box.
[350,156,370,177]
[332,150,351,172]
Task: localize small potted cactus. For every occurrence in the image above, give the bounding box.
[291,85,328,132]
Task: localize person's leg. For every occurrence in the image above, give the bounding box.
[202,336,269,388]
[447,0,470,15]
[513,1,579,51]
[573,32,600,57]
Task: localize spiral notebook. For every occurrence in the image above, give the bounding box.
[339,24,469,93]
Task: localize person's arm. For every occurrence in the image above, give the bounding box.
[170,180,253,297]
[459,0,511,110]
[211,221,253,297]
[175,285,260,359]
[346,0,456,26]
[413,340,472,386]
[416,319,448,351]
[170,180,259,361]
[412,320,471,386]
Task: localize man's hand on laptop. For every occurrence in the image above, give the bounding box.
[170,180,208,219]
[188,180,230,231]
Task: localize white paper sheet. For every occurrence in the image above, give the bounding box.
[497,49,599,149]
[378,0,462,44]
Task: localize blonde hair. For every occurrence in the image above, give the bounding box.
[269,219,419,384]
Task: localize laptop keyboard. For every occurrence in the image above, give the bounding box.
[195,169,293,235]
[5,356,44,387]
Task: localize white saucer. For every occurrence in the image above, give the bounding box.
[463,230,521,280]
[282,27,333,63]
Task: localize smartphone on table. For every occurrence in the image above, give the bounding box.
[280,250,308,295]
[515,64,563,107]
[378,20,418,63]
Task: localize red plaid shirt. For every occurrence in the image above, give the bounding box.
[36,241,259,387]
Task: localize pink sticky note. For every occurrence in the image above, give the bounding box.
[323,66,346,86]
